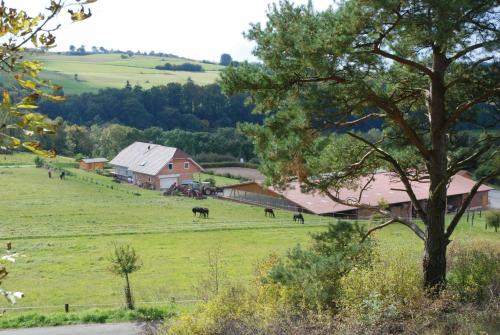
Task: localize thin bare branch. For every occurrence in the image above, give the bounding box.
[362,217,426,242]
[444,86,500,129]
[447,40,499,63]
[347,132,428,223]
[373,47,434,78]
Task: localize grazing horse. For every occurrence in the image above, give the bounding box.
[192,207,209,218]
[293,213,304,224]
[264,208,275,218]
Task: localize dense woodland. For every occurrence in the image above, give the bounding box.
[38,81,260,130]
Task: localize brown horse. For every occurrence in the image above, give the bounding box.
[264,208,275,218]
[293,213,304,224]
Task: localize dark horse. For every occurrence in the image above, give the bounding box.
[192,207,209,218]
[264,208,275,218]
[293,213,304,224]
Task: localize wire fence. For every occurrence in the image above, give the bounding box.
[1,299,202,312]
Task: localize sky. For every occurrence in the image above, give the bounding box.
[8,0,334,62]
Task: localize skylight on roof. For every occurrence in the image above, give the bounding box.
[140,161,147,166]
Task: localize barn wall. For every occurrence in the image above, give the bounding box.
[134,172,158,189]
[469,191,489,209]
[157,158,201,183]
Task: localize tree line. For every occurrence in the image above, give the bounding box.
[37,81,260,131]
[154,62,204,72]
[31,120,255,162]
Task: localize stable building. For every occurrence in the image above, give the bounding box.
[79,158,108,170]
[110,142,203,190]
[222,171,492,218]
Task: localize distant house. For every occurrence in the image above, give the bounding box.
[79,158,108,170]
[222,171,492,218]
[110,142,203,190]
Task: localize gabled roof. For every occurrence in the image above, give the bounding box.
[81,158,108,164]
[110,142,188,176]
[224,171,492,215]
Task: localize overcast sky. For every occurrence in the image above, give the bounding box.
[8,0,334,62]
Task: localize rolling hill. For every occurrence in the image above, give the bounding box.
[13,53,225,95]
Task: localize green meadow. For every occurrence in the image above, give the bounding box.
[0,154,497,316]
[0,53,224,95]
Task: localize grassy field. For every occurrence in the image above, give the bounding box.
[0,154,498,317]
[0,53,224,95]
[0,152,74,166]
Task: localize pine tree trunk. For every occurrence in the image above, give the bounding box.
[423,49,448,291]
[124,273,134,310]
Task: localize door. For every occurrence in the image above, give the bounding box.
[160,177,178,189]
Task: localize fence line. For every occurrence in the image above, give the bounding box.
[1,299,202,311]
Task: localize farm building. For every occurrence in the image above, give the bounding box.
[79,158,108,170]
[110,142,203,190]
[222,171,492,219]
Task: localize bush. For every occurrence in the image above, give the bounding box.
[203,177,216,187]
[340,253,424,324]
[265,221,374,313]
[485,210,500,232]
[74,153,84,162]
[33,156,45,168]
[447,245,499,303]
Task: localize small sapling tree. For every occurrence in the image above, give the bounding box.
[108,243,142,310]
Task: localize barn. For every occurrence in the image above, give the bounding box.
[79,158,108,170]
[222,171,492,219]
[110,142,203,190]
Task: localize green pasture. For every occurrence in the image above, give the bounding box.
[0,155,497,315]
[0,152,74,166]
[0,53,223,94]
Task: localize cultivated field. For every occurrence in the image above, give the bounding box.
[0,53,224,95]
[0,154,497,316]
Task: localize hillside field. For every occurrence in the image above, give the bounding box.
[0,154,498,317]
[0,53,224,95]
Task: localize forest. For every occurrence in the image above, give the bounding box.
[37,81,260,130]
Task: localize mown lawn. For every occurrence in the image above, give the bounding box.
[0,159,497,316]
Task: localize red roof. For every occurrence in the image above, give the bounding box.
[226,172,492,215]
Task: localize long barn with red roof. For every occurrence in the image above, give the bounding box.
[221,171,492,219]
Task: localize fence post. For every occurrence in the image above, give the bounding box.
[64,303,69,313]
[471,210,475,226]
[6,242,11,250]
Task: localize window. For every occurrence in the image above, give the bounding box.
[148,177,151,182]
[184,162,189,169]
[168,163,173,170]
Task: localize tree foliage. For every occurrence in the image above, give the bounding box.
[265,221,374,312]
[36,82,260,131]
[0,0,96,157]
[108,243,142,310]
[221,0,499,289]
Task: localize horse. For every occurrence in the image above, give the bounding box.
[192,207,209,218]
[293,213,304,224]
[264,208,275,218]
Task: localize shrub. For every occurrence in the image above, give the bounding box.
[340,253,424,324]
[203,177,216,187]
[264,221,374,313]
[33,156,45,168]
[447,245,499,303]
[485,210,500,232]
[194,152,238,163]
